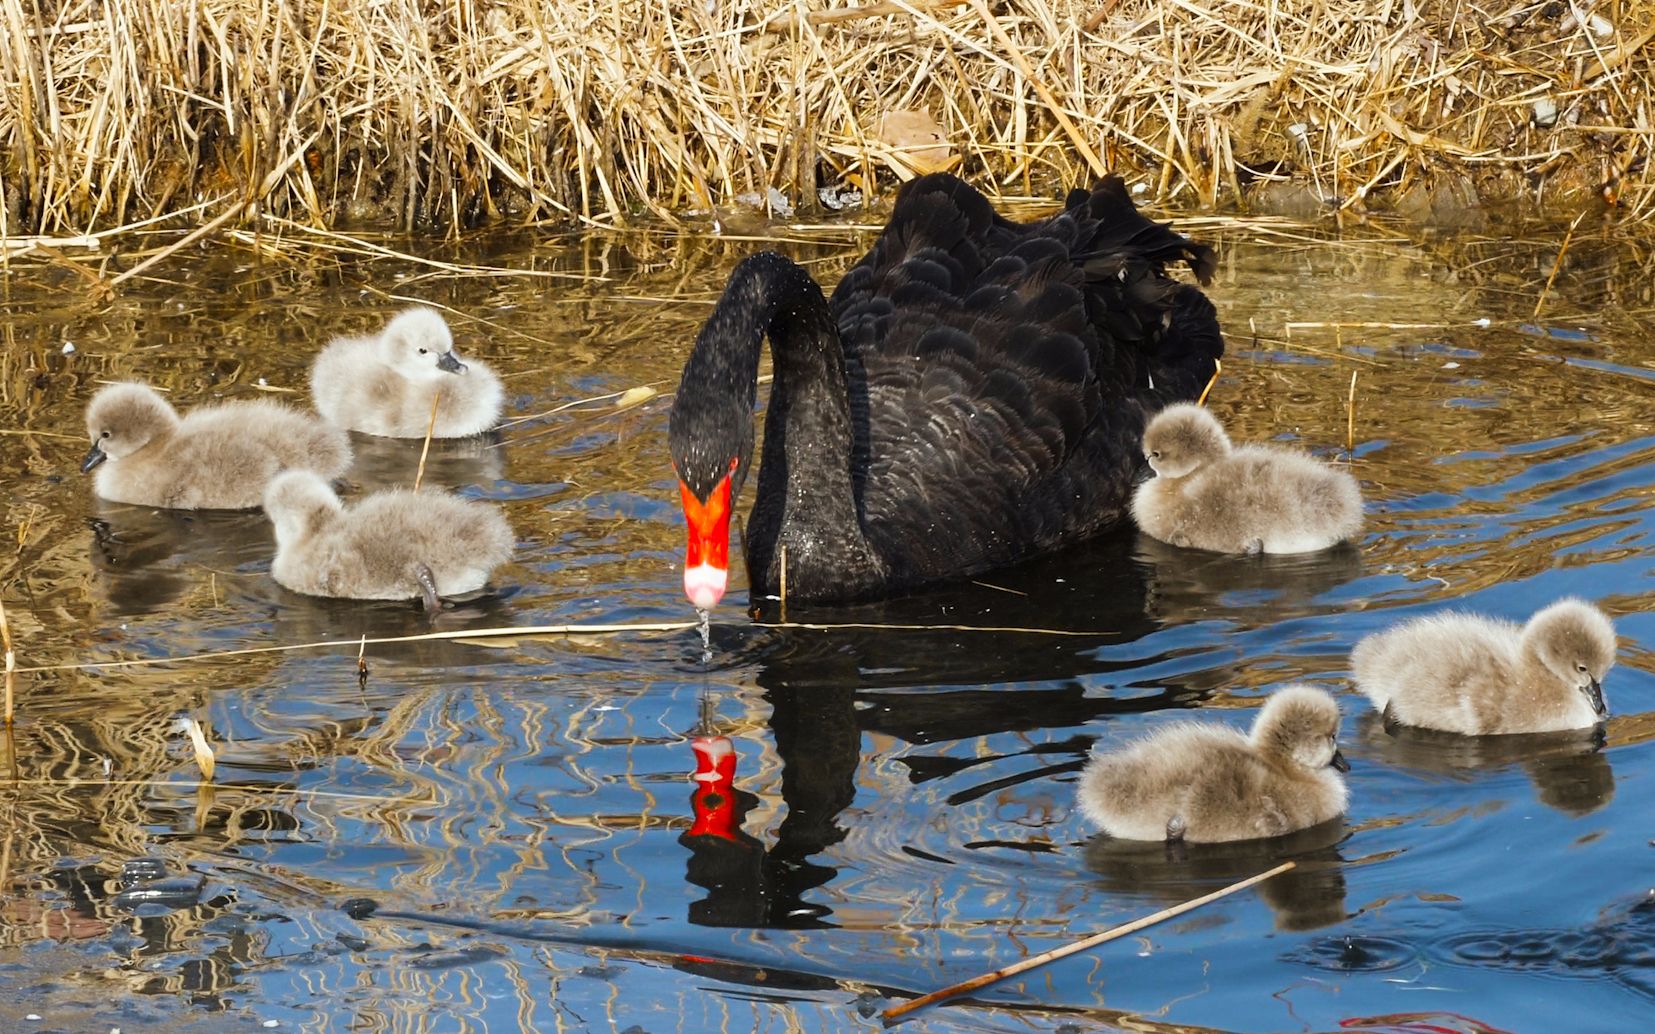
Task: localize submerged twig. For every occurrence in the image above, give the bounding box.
[1533,211,1587,320]
[882,861,1296,1021]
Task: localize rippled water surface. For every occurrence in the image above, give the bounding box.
[1,207,1653,1033]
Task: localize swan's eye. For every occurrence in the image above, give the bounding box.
[418,348,429,355]
[728,456,740,473]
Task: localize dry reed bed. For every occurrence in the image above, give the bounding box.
[2,0,1652,240]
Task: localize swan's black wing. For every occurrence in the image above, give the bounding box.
[827,174,1221,585]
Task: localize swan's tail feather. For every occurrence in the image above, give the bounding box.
[1074,176,1217,285]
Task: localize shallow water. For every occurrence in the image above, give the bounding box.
[1,209,1654,1033]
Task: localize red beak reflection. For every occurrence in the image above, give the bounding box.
[688,735,739,841]
[679,471,732,610]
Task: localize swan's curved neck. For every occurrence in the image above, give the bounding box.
[692,252,879,595]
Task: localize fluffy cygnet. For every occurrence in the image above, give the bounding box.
[82,382,351,510]
[310,307,504,437]
[1352,598,1615,735]
[1077,685,1350,843]
[1131,404,1362,554]
[264,470,513,611]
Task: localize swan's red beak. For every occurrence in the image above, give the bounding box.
[679,472,732,610]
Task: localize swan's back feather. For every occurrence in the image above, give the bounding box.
[824,174,1220,585]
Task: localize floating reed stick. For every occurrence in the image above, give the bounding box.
[882,861,1296,1022]
[17,618,1121,675]
[412,390,442,492]
[356,634,370,688]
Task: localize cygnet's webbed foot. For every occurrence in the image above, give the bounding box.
[1163,816,1189,862]
[1381,701,1401,736]
[1244,538,1265,556]
[414,563,443,615]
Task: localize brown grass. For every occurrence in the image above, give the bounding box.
[2,1,1652,238]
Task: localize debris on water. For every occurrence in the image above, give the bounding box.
[852,990,882,1017]
[113,875,205,911]
[335,933,370,952]
[409,944,509,970]
[119,858,169,886]
[735,187,794,219]
[340,897,379,920]
[817,184,863,211]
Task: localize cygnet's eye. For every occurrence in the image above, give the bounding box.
[418,347,429,355]
[100,430,111,439]
[1576,663,1589,674]
[1148,450,1161,460]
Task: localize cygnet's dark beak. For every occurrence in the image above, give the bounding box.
[1329,749,1351,773]
[80,442,107,473]
[1583,677,1607,717]
[437,350,467,374]
[1132,463,1156,486]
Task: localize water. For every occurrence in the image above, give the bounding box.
[1,211,1653,1033]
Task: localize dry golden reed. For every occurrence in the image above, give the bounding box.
[2,0,1653,238]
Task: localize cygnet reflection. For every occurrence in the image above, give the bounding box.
[341,431,506,494]
[88,503,273,616]
[1136,533,1363,624]
[1355,712,1614,816]
[1083,817,1349,931]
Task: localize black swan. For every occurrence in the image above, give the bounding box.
[667,173,1223,609]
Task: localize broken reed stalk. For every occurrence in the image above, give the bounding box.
[413,391,442,492]
[1532,211,1588,320]
[1196,356,1222,406]
[778,544,788,624]
[882,861,1296,1022]
[1346,370,1358,458]
[0,592,14,726]
[356,634,370,688]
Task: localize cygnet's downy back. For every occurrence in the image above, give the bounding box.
[1076,684,1349,843]
[82,382,351,510]
[264,470,513,611]
[1131,404,1362,554]
[310,307,504,438]
[1353,598,1615,735]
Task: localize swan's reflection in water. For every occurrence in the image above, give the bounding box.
[1083,818,1350,931]
[1356,713,1614,816]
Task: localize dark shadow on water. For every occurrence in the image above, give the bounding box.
[1355,713,1615,816]
[1082,817,1350,932]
